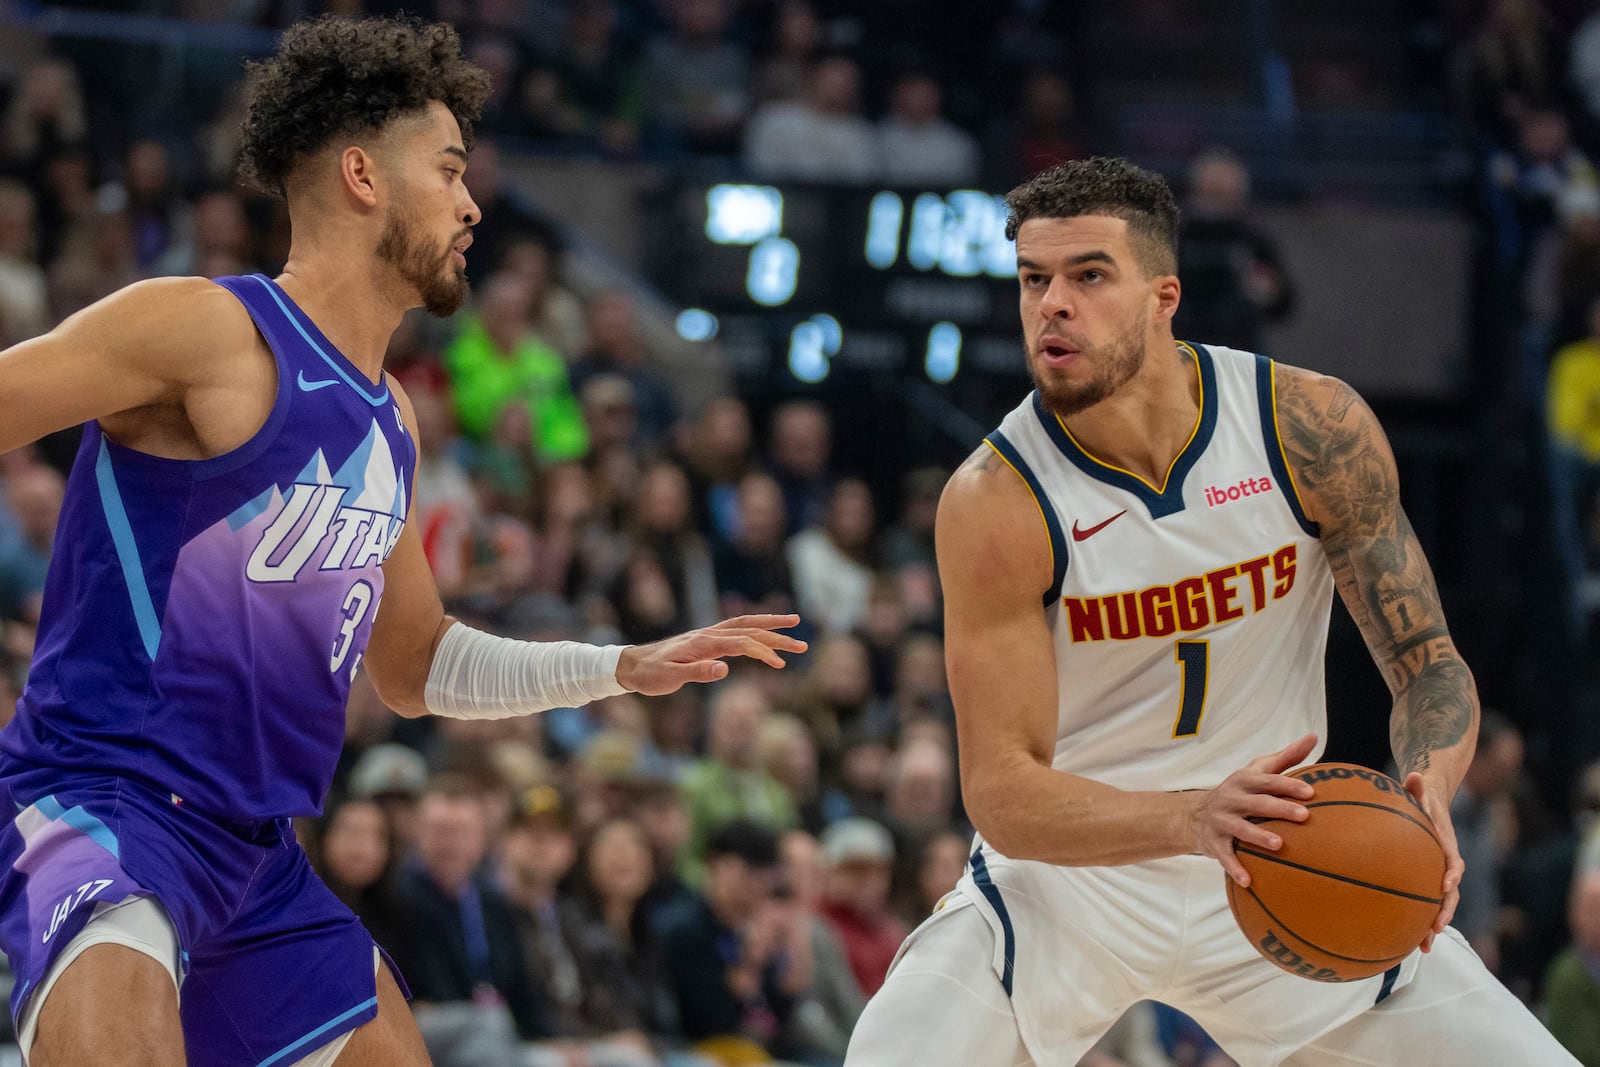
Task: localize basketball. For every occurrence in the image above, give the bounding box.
[1226,762,1446,983]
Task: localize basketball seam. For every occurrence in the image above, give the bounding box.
[1296,799,1442,846]
[1234,845,1443,905]
[1239,882,1413,969]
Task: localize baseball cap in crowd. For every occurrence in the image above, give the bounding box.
[512,783,571,830]
[347,743,428,801]
[821,817,896,867]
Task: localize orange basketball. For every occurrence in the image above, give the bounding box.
[1226,762,1446,983]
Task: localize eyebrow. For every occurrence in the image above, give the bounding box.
[1017,251,1116,271]
[441,146,468,163]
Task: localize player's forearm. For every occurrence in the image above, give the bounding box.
[968,758,1198,866]
[1388,646,1479,796]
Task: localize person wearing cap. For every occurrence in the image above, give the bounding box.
[817,817,907,997]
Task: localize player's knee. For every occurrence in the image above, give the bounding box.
[30,943,183,1066]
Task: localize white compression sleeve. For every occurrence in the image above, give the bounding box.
[423,624,630,719]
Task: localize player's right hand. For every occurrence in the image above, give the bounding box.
[1188,733,1318,887]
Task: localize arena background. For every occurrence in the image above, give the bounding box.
[0,1,1597,1064]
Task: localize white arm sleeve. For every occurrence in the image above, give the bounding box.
[423,624,630,719]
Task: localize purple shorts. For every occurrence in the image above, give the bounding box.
[0,768,407,1065]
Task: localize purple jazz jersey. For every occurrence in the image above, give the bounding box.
[0,772,404,1065]
[2,274,416,821]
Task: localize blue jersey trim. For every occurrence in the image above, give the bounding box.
[1375,962,1401,1004]
[250,277,390,408]
[1253,355,1320,538]
[256,995,378,1066]
[983,432,1068,607]
[968,849,1015,997]
[94,437,162,661]
[33,795,121,860]
[1031,342,1218,519]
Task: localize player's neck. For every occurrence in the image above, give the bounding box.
[274,250,409,385]
[1060,341,1201,486]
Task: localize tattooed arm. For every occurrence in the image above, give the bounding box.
[940,442,1315,871]
[1275,364,1475,940]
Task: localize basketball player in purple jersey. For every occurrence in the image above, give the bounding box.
[0,16,805,1066]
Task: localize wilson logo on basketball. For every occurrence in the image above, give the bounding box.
[1204,475,1274,508]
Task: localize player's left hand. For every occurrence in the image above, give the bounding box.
[1404,770,1462,953]
[615,614,807,696]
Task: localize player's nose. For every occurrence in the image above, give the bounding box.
[1039,277,1075,318]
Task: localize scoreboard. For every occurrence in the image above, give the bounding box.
[642,180,1029,389]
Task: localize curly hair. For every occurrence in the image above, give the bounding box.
[1005,157,1180,276]
[237,15,491,199]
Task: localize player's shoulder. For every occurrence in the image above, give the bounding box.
[936,440,1053,574]
[1268,361,1384,443]
[62,276,257,354]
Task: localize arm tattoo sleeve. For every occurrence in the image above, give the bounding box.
[1275,372,1477,777]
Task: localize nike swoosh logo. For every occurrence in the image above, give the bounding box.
[297,371,340,392]
[1071,510,1128,541]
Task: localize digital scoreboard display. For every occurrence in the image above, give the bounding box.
[643,181,1030,386]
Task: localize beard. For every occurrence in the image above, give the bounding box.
[376,201,469,317]
[1028,313,1149,417]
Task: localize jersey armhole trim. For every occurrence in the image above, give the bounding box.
[1254,355,1320,538]
[983,432,1068,608]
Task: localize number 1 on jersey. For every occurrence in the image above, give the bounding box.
[1173,640,1209,737]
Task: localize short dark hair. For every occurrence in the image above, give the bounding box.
[238,15,491,198]
[704,818,779,868]
[1004,157,1180,276]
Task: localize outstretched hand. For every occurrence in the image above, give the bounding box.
[1190,733,1318,887]
[1404,770,1463,953]
[615,614,808,697]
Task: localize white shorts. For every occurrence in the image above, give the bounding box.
[847,851,1578,1067]
[17,895,363,1067]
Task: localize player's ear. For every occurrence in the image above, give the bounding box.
[1153,274,1181,322]
[338,145,381,209]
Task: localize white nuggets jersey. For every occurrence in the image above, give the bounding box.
[985,342,1334,791]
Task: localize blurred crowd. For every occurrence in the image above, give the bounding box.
[1,0,1600,1065]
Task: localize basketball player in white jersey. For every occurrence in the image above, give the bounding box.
[842,158,1577,1066]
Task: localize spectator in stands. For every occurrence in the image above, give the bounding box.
[816,817,906,997]
[877,69,979,188]
[1504,759,1600,1004]
[881,736,958,850]
[47,203,137,321]
[744,55,879,183]
[760,712,826,835]
[1172,146,1295,354]
[98,138,190,271]
[775,829,865,1065]
[499,230,590,363]
[572,288,681,448]
[752,0,823,107]
[877,632,954,738]
[656,819,813,1062]
[1451,710,1527,975]
[714,471,797,619]
[621,458,719,633]
[563,815,704,1066]
[0,460,61,628]
[784,632,879,759]
[679,681,798,883]
[764,399,833,534]
[788,478,876,635]
[983,67,1086,188]
[395,776,567,1067]
[1451,0,1565,146]
[643,0,751,156]
[1547,293,1600,632]
[1,58,87,174]
[445,269,590,464]
[523,0,645,158]
[0,180,49,343]
[878,466,945,624]
[154,187,257,279]
[456,139,550,287]
[678,395,757,544]
[313,796,408,959]
[1541,868,1600,1064]
[899,827,967,927]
